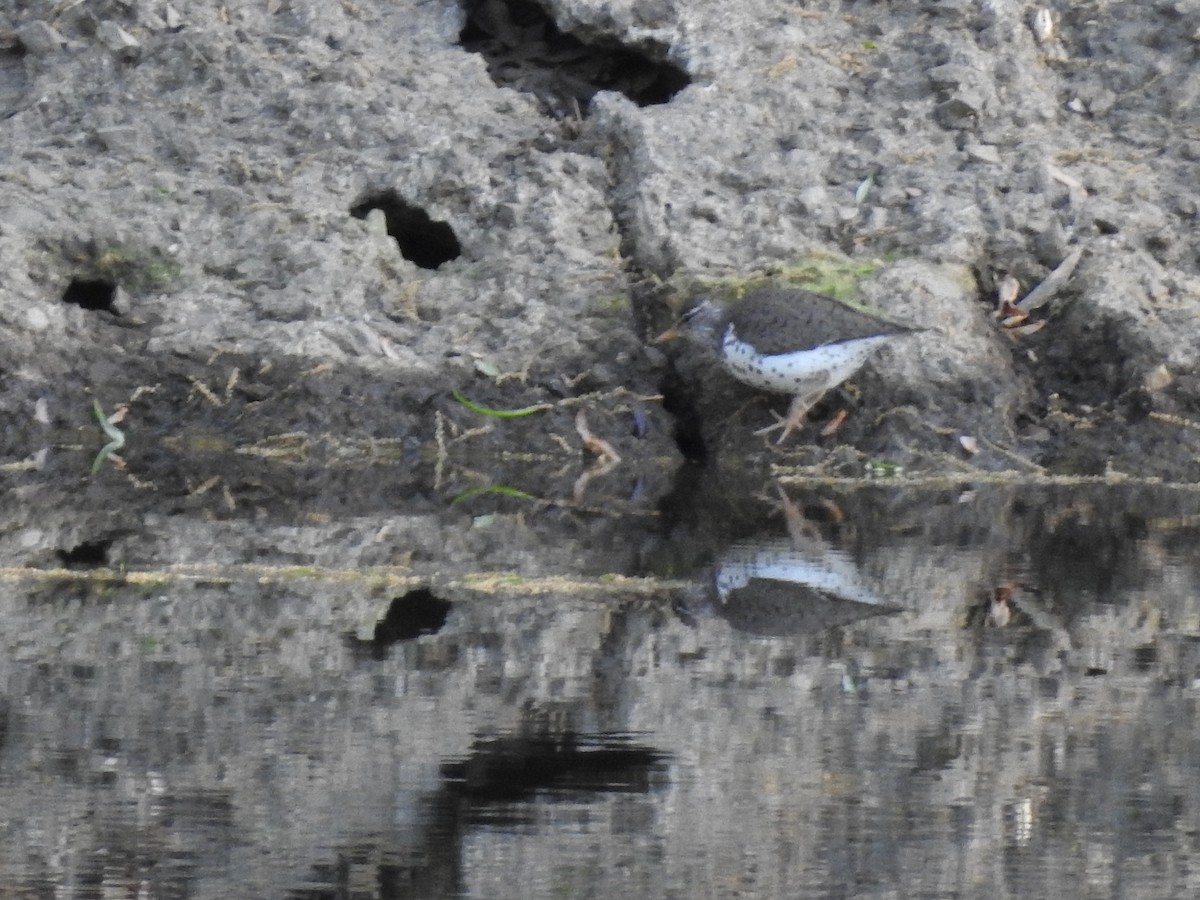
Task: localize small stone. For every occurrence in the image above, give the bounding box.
[96,21,141,61]
[1033,221,1069,267]
[1085,88,1117,117]
[796,185,828,215]
[109,286,131,316]
[1031,8,1055,43]
[934,98,979,129]
[16,21,64,56]
[26,306,50,331]
[138,11,167,32]
[924,0,972,23]
[26,168,55,190]
[964,142,1001,165]
[1144,364,1172,393]
[95,125,140,152]
[632,0,673,27]
[927,64,973,90]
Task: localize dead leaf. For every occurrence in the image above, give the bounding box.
[575,410,621,464]
[820,409,849,437]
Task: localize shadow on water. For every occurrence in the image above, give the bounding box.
[5,438,1200,897]
[286,730,668,899]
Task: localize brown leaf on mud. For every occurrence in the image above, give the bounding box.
[575,410,621,464]
[996,275,1020,310]
[819,409,848,437]
[573,410,623,504]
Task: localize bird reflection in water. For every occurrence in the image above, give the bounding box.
[678,486,903,637]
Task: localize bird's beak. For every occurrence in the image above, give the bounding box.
[654,324,683,343]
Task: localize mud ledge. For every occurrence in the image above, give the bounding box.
[3,0,1200,500]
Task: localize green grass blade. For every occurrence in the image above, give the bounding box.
[450,485,537,504]
[452,390,552,419]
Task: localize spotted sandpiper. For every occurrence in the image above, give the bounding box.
[677,487,901,635]
[657,286,921,442]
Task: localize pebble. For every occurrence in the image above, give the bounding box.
[16,21,64,56]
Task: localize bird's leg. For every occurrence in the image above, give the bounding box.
[768,483,822,547]
[754,390,825,443]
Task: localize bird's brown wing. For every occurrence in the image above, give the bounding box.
[724,288,915,356]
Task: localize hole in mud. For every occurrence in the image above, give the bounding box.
[646,290,708,464]
[458,0,690,118]
[350,191,462,270]
[56,539,113,569]
[62,278,118,313]
[373,588,453,647]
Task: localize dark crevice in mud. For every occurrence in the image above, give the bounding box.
[56,538,114,569]
[627,280,706,464]
[62,277,118,313]
[458,0,689,118]
[350,191,461,270]
[658,367,707,465]
[652,459,709,546]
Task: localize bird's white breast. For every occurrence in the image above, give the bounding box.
[713,540,887,606]
[720,328,894,394]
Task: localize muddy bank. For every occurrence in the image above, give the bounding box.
[2,0,1200,496]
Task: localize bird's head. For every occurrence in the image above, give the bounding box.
[671,577,720,628]
[654,297,724,347]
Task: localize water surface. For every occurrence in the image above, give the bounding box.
[2,480,1199,898]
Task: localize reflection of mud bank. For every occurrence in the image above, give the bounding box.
[4,481,1200,895]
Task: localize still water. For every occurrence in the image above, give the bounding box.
[2,480,1199,898]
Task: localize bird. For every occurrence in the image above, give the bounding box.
[675,487,902,636]
[701,536,899,636]
[656,286,921,442]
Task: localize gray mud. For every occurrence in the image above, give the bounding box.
[2,0,1200,489]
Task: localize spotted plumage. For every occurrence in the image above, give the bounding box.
[709,537,898,636]
[660,286,920,441]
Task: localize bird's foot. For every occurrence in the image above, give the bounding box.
[753,395,818,444]
[752,414,786,438]
[768,483,820,546]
